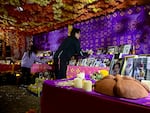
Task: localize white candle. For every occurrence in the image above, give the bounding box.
[74,78,83,88]
[83,80,92,92]
[77,72,85,79]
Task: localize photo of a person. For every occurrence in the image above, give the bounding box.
[134,63,145,81]
[112,62,120,75]
[125,58,134,76]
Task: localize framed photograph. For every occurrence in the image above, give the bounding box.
[118,45,124,53]
[69,60,76,66]
[121,55,138,76]
[122,44,132,54]
[97,54,114,67]
[133,58,147,81]
[124,57,134,76]
[76,59,82,66]
[107,46,119,54]
[110,58,123,75]
[97,48,103,55]
[94,59,101,67]
[107,46,115,54]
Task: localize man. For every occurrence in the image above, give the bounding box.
[54,28,88,79]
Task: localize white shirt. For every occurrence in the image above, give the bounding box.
[21,51,45,68]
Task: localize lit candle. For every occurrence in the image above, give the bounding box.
[83,80,92,92]
[77,72,85,79]
[74,78,83,88]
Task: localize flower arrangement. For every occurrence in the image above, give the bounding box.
[90,70,109,81]
[99,70,109,77]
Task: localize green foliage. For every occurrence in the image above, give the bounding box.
[90,72,103,81]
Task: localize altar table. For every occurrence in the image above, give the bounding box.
[66,65,109,78]
[41,79,150,113]
[31,64,53,74]
[0,64,20,73]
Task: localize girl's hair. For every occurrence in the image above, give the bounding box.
[28,45,37,58]
[70,28,80,37]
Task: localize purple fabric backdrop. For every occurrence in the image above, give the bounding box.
[33,4,150,54]
[33,27,68,51]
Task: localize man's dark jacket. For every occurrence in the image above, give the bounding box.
[54,36,81,60]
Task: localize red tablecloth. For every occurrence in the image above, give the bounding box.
[41,79,150,113]
[0,64,20,73]
[66,65,109,78]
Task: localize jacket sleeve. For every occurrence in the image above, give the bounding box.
[75,41,89,57]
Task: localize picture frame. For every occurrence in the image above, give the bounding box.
[133,57,147,80]
[122,44,132,54]
[121,55,138,76]
[107,46,115,54]
[109,58,123,75]
[107,46,119,54]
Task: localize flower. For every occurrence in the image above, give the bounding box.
[99,70,109,77]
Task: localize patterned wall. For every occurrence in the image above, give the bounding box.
[33,4,150,54]
[75,5,150,54]
[33,27,68,51]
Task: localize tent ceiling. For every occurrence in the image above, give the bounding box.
[0,0,150,35]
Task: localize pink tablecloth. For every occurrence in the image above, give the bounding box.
[31,64,53,74]
[66,65,109,78]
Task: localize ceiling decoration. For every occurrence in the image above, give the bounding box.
[0,0,150,35]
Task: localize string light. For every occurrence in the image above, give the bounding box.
[16,73,20,77]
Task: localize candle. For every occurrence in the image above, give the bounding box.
[83,80,92,92]
[77,72,85,79]
[74,78,83,88]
